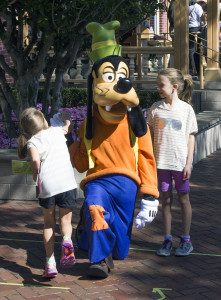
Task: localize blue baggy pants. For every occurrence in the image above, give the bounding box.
[77,175,138,263]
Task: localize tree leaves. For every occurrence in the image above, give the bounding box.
[0,0,171,117]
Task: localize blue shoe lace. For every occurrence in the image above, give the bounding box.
[162,239,172,249]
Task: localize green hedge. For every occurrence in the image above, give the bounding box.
[37,88,160,109]
[61,88,88,107]
[137,90,160,109]
[37,88,87,107]
[0,88,159,113]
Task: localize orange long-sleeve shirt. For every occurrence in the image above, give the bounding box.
[69,105,159,198]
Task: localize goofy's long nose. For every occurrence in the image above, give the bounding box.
[117,78,133,94]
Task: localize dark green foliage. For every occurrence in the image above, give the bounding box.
[137,90,160,109]
[61,88,88,107]
[37,88,46,104]
[59,88,159,108]
[0,0,171,118]
[37,88,87,107]
[10,88,159,109]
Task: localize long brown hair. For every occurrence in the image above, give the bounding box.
[17,107,48,159]
[158,68,193,105]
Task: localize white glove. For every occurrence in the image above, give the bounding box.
[135,198,159,229]
[50,112,64,127]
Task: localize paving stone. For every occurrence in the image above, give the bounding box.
[0,149,221,299]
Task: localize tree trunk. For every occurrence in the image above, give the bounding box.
[17,77,39,112]
[0,68,19,120]
[42,63,55,118]
[42,74,52,120]
[49,40,83,117]
[17,83,29,112]
[28,78,39,107]
[0,87,17,138]
[50,69,64,117]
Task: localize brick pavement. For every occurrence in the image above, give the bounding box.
[0,149,221,299]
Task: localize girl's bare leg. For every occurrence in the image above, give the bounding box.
[59,208,75,268]
[59,208,73,238]
[177,192,192,236]
[161,191,173,236]
[42,206,56,258]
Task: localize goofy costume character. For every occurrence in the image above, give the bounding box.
[69,20,159,278]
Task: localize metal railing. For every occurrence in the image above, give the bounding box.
[39,32,174,89]
[190,31,221,89]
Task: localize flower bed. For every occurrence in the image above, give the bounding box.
[0,104,87,149]
[0,104,150,149]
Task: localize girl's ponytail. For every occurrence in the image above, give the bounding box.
[179,75,193,105]
[17,134,28,159]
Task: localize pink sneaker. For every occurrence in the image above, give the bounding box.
[60,240,76,268]
[42,262,58,278]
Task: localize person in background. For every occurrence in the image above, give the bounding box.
[189,1,207,75]
[17,108,77,278]
[193,18,207,77]
[141,19,150,28]
[147,68,198,257]
[167,0,197,39]
[167,2,174,38]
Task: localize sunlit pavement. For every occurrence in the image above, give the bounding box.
[0,149,221,299]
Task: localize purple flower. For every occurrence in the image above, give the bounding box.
[0,103,87,148]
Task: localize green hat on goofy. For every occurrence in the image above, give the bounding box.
[86,20,122,63]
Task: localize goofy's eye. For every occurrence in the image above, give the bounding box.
[102,72,115,83]
[116,73,126,81]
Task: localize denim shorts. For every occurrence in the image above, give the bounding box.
[39,189,77,209]
[157,169,190,193]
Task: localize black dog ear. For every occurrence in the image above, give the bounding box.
[86,73,93,140]
[127,106,147,137]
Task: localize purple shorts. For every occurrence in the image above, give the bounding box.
[157,169,190,193]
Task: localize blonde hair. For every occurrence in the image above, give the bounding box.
[17,107,48,159]
[158,68,193,105]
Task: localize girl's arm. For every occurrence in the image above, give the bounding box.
[69,120,89,172]
[137,126,159,198]
[28,147,40,181]
[149,125,154,143]
[60,111,73,134]
[183,133,195,180]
